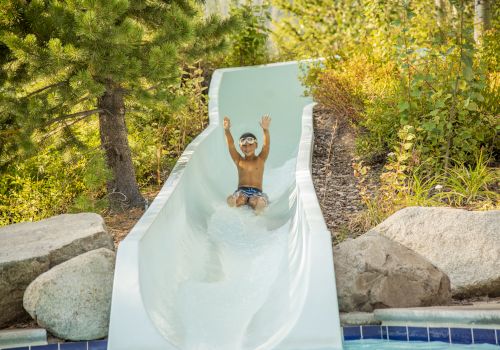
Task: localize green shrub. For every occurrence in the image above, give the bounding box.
[0,140,110,225]
[128,64,208,187]
[284,0,499,229]
[222,0,271,67]
[437,151,499,208]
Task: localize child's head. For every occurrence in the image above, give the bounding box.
[239,132,257,156]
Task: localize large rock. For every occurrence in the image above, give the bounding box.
[23,248,115,340]
[372,207,500,298]
[334,231,451,312]
[0,213,114,327]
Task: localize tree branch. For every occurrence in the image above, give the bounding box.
[42,108,103,127]
[25,81,67,98]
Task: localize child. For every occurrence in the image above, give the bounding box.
[223,115,271,213]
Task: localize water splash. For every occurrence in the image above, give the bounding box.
[177,206,288,350]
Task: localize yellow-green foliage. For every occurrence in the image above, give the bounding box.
[222,0,271,67]
[437,152,500,208]
[274,0,499,228]
[1,64,209,226]
[351,136,499,234]
[272,0,367,59]
[0,135,111,226]
[128,64,208,187]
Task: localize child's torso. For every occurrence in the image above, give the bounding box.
[236,157,265,190]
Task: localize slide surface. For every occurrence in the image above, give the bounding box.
[107,61,343,350]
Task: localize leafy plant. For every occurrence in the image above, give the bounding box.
[0,139,110,225]
[223,0,271,67]
[276,0,498,230]
[438,151,499,207]
[128,63,209,187]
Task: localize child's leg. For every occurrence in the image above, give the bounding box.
[227,195,236,207]
[248,196,267,213]
[235,193,248,207]
[227,193,248,207]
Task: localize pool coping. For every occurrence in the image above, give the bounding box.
[374,304,500,327]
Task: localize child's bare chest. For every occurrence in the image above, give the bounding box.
[238,159,263,173]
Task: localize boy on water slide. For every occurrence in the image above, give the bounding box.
[223,115,271,213]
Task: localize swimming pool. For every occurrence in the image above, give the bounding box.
[339,325,500,350]
[344,339,500,349]
[4,327,500,350]
[6,340,499,350]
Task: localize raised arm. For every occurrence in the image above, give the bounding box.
[223,116,241,164]
[259,114,271,161]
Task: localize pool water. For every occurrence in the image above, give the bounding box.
[344,339,500,349]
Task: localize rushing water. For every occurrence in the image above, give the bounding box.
[177,206,289,350]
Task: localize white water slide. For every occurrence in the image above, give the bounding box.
[107,61,343,350]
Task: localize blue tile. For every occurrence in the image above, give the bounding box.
[343,326,361,340]
[382,325,388,340]
[362,325,382,339]
[450,327,472,344]
[32,345,59,350]
[429,327,449,343]
[473,328,497,345]
[60,342,87,350]
[88,339,108,350]
[388,326,407,341]
[408,326,428,342]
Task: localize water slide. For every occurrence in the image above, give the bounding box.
[107,61,343,350]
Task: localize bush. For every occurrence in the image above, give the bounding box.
[128,63,208,188]
[222,0,272,67]
[277,0,500,232]
[0,140,110,225]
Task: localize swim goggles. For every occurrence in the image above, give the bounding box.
[239,137,256,145]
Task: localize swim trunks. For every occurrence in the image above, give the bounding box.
[233,186,269,205]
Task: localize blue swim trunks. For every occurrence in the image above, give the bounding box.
[233,186,269,204]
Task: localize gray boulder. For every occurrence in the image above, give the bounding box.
[0,213,114,327]
[334,231,451,312]
[23,248,116,340]
[372,207,500,297]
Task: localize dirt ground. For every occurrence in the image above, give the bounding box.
[311,105,385,243]
[103,188,161,247]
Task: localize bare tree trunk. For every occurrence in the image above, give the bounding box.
[435,0,446,27]
[98,87,145,209]
[474,0,491,43]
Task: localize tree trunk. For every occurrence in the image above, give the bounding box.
[98,87,145,209]
[474,0,491,44]
[435,0,445,27]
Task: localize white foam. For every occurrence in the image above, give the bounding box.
[177,205,288,350]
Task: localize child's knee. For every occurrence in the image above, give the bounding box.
[255,197,267,208]
[235,195,247,206]
[227,195,236,207]
[249,196,266,209]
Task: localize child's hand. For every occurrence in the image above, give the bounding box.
[223,116,231,130]
[260,114,271,130]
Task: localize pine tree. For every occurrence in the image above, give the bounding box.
[0,0,235,208]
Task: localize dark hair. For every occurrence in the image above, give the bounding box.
[239,132,257,140]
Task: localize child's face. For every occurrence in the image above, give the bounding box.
[240,142,257,156]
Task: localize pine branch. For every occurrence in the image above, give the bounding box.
[39,113,93,144]
[42,108,103,127]
[24,81,67,98]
